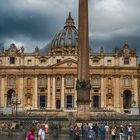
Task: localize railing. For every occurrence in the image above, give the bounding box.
[90,108,115,112]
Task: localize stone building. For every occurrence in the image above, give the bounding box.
[0,14,139,115]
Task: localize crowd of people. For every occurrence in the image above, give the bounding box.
[69,122,137,140]
[0,121,139,140]
[26,123,49,140]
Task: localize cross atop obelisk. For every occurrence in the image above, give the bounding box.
[76,0,91,120]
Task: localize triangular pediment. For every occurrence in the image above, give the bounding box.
[50,58,77,68]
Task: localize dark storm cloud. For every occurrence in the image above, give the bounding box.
[0,1,59,41]
[0,0,140,56]
[0,0,74,50]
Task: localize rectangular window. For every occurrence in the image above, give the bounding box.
[10,57,15,64]
[39,95,46,108]
[57,59,60,63]
[92,96,100,108]
[66,95,73,108]
[107,60,112,65]
[93,59,99,64]
[27,59,32,64]
[124,58,129,65]
[40,59,46,63]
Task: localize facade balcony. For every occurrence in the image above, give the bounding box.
[38,85,47,89]
[91,85,101,89]
[65,85,73,88]
[8,85,16,89]
[56,86,61,89]
[90,107,115,112]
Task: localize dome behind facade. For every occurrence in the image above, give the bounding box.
[50,12,78,53]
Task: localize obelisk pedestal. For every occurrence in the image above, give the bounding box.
[76,0,91,120]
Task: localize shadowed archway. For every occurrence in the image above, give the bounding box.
[123,90,132,109]
[7,89,15,106]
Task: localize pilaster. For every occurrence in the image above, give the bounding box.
[61,75,65,109]
[47,76,51,108]
[52,76,56,109]
[18,76,24,110]
[74,77,77,108]
[101,76,105,108]
[1,76,5,108]
[34,76,38,108]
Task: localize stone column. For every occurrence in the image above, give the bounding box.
[47,76,51,109]
[114,76,121,112]
[101,76,105,108]
[52,76,56,109]
[133,78,138,107]
[61,76,65,109]
[1,76,5,108]
[74,77,77,108]
[34,76,38,108]
[19,76,24,111]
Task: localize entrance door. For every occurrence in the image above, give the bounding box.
[92,96,100,108]
[39,96,46,108]
[67,95,72,108]
[7,89,15,106]
[123,90,132,109]
[56,100,61,109]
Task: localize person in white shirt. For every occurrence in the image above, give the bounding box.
[38,125,45,140]
[127,124,133,140]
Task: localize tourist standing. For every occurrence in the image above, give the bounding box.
[89,126,95,140]
[119,125,124,140]
[69,124,74,138]
[99,122,105,140]
[45,123,49,134]
[105,123,110,140]
[38,125,45,140]
[111,127,117,140]
[26,128,35,140]
[74,124,80,140]
[127,123,133,140]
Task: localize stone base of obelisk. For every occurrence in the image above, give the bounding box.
[76,89,91,120]
[77,103,90,120]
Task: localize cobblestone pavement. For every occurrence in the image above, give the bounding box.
[0,135,140,140]
[0,135,72,140]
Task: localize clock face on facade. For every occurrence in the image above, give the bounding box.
[10,49,15,54]
[123,48,130,55]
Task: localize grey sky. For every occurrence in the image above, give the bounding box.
[0,0,140,54]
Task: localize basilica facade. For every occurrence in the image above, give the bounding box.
[0,14,139,115]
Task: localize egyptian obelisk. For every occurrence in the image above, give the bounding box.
[76,0,91,120]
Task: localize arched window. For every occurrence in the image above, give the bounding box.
[56,77,61,88]
[108,78,111,85]
[27,78,31,86]
[39,77,46,87]
[9,77,15,88]
[66,76,73,87]
[61,39,64,46]
[123,90,132,109]
[7,89,15,106]
[91,75,101,87]
[68,38,71,45]
[124,77,130,86]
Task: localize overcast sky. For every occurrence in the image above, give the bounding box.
[0,0,140,54]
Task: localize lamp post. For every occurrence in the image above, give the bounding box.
[12,94,21,117]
